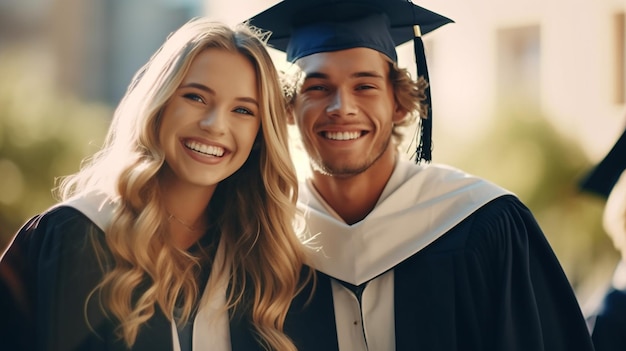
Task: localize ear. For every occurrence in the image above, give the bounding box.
[391,103,408,123]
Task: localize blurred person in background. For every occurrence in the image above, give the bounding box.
[249,0,595,350]
[0,17,308,351]
[580,125,626,351]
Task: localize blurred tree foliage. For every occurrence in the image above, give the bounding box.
[438,104,618,303]
[0,49,110,251]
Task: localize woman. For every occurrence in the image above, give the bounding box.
[0,17,307,350]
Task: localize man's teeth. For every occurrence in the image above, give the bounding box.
[324,131,360,140]
[185,141,224,156]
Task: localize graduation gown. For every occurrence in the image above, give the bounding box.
[587,261,626,351]
[0,201,265,351]
[284,161,594,351]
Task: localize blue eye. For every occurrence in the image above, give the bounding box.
[233,107,254,116]
[183,93,205,104]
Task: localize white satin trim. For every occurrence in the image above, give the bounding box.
[61,192,116,232]
[176,238,231,351]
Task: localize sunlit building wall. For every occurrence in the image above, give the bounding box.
[416,0,626,162]
[50,0,204,105]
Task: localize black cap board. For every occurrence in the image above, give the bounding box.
[580,127,626,198]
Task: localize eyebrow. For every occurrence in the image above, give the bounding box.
[304,71,385,80]
[180,82,259,107]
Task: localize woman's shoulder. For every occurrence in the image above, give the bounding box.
[0,206,117,351]
[22,205,103,236]
[7,205,107,262]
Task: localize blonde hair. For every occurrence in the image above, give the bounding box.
[57,18,307,350]
[282,53,428,149]
[385,58,429,148]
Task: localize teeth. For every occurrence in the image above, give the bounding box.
[185,141,224,157]
[325,131,360,140]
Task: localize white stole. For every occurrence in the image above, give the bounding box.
[298,161,512,285]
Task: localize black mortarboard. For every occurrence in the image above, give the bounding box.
[580,127,626,198]
[247,0,453,163]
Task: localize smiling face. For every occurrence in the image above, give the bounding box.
[293,47,405,177]
[158,48,260,190]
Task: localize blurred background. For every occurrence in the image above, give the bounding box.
[0,0,624,313]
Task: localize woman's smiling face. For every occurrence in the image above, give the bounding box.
[159,48,260,189]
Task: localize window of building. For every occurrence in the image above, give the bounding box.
[496,24,542,110]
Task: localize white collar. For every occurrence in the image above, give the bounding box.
[299,160,511,285]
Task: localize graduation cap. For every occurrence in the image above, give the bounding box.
[247,0,453,163]
[580,127,626,198]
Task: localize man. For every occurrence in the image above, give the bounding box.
[248,0,594,350]
[580,126,626,351]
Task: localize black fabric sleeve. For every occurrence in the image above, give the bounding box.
[0,207,118,351]
[394,195,594,351]
[589,287,626,351]
[479,196,594,351]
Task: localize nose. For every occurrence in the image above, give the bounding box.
[199,108,226,135]
[326,89,357,118]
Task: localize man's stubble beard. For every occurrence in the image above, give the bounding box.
[308,133,393,178]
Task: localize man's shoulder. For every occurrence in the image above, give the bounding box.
[391,160,512,204]
[401,161,491,184]
[13,193,116,253]
[12,205,104,244]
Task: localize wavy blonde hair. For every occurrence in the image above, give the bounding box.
[57,18,307,350]
[385,58,429,149]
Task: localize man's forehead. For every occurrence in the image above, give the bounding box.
[297,47,389,78]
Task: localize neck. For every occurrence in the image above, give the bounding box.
[161,179,216,250]
[311,148,397,225]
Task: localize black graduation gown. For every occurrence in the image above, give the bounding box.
[589,286,626,350]
[284,195,595,351]
[0,206,264,351]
